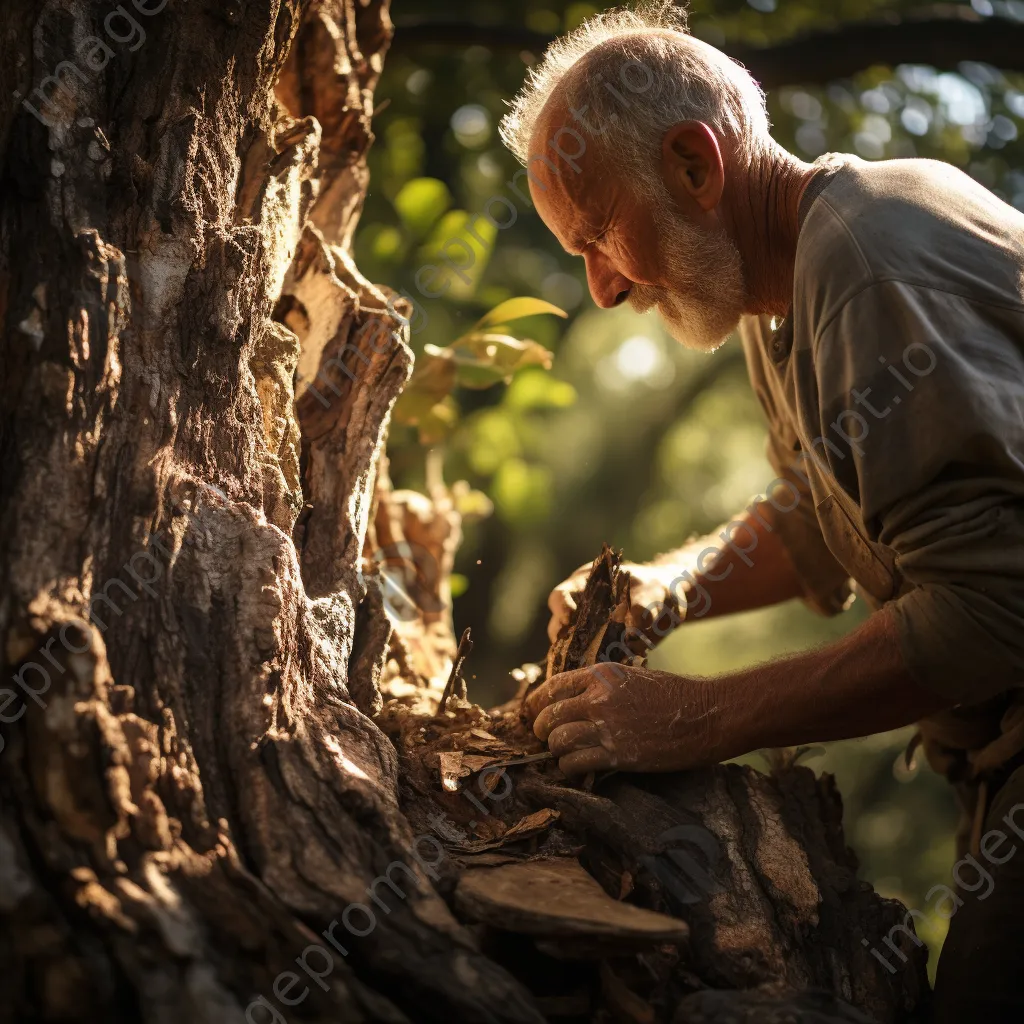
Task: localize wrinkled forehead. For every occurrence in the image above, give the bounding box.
[524,99,613,232]
[527,94,604,182]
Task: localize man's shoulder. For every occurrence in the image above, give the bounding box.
[797,155,1024,323]
[816,155,1023,249]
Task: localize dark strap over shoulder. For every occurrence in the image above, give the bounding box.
[798,153,847,227]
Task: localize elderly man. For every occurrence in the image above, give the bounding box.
[500,6,1024,1020]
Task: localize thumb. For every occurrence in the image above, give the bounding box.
[549,590,580,641]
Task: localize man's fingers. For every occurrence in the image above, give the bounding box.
[525,669,590,720]
[545,561,592,644]
[558,746,614,776]
[547,720,603,758]
[533,692,592,742]
[547,615,564,645]
[547,586,578,616]
[546,587,578,644]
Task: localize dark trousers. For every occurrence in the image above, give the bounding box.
[932,764,1024,1023]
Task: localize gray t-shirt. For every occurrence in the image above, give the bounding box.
[739,154,1024,716]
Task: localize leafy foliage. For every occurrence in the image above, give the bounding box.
[392,297,567,442]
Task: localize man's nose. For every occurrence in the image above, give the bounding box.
[583,250,632,309]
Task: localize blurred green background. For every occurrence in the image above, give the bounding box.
[363,0,1024,974]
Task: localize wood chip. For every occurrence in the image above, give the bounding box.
[455,851,522,869]
[463,728,518,755]
[465,741,517,757]
[618,870,634,900]
[439,627,473,712]
[471,818,507,840]
[601,961,656,1024]
[479,767,506,793]
[445,808,561,853]
[483,751,554,769]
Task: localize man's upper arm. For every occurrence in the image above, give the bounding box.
[813,280,1024,701]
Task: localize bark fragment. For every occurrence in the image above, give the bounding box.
[456,856,689,949]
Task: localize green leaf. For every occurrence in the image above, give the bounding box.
[418,210,497,300]
[471,297,568,332]
[466,409,521,475]
[393,178,452,238]
[449,333,553,384]
[492,458,553,524]
[371,226,404,262]
[452,484,494,522]
[454,363,510,389]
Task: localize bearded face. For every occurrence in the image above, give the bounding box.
[627,184,749,353]
[526,110,753,349]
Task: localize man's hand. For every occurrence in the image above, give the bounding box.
[527,608,953,779]
[546,560,685,645]
[545,511,806,646]
[525,662,721,775]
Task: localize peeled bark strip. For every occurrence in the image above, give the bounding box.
[454,857,690,949]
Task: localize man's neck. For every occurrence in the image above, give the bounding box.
[723,145,819,320]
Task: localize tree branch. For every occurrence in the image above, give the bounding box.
[391,8,1024,88]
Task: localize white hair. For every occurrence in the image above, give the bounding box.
[499,2,771,185]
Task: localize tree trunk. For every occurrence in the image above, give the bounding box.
[0,4,928,1023]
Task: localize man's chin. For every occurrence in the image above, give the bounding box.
[658,307,739,353]
[629,287,742,353]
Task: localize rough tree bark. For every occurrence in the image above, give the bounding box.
[0,3,927,1023]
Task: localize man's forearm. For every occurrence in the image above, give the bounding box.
[708,604,954,760]
[655,504,806,623]
[530,601,954,776]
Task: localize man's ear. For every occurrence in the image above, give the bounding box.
[661,121,725,211]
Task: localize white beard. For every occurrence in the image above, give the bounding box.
[627,200,748,353]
